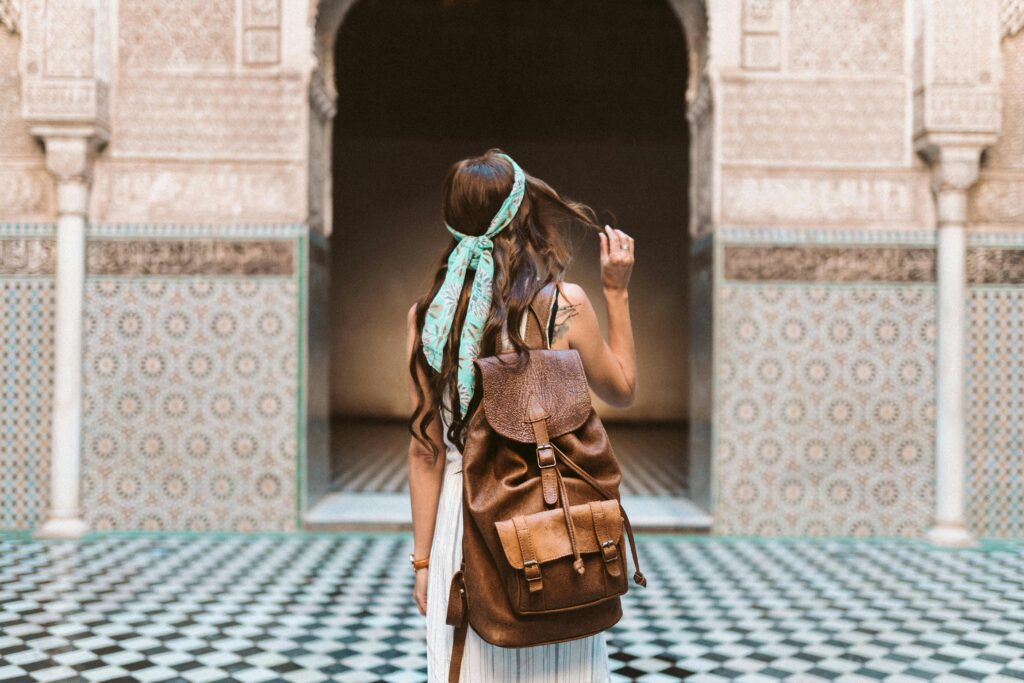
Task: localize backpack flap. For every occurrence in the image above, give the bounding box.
[475,348,593,443]
[493,499,627,615]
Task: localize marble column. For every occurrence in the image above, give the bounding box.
[923,144,984,548]
[33,130,99,540]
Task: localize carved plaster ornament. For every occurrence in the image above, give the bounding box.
[1002,0,1024,37]
[0,0,18,34]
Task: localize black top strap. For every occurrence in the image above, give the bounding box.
[524,281,559,349]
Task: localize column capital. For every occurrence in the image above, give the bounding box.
[29,128,104,219]
[916,136,993,194]
[30,126,105,181]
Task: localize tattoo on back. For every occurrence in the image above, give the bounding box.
[552,303,580,343]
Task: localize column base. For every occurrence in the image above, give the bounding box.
[926,521,975,548]
[34,516,90,540]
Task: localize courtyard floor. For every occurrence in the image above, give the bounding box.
[0,534,1022,683]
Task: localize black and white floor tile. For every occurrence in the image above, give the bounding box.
[1,534,1023,682]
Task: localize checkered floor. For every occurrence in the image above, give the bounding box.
[331,418,688,496]
[2,534,1023,682]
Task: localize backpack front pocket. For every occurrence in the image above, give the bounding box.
[494,499,628,615]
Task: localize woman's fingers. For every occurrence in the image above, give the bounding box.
[605,224,620,253]
[599,231,608,262]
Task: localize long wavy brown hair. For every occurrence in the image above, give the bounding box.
[408,148,606,464]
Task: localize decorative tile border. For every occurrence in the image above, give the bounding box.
[722,240,1024,286]
[966,247,1024,284]
[0,238,55,276]
[718,226,937,246]
[85,223,308,239]
[724,245,935,282]
[0,223,56,238]
[967,231,1024,247]
[0,238,296,276]
[85,239,295,276]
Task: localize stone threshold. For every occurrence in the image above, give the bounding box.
[304,491,712,533]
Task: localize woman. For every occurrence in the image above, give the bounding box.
[404,148,637,682]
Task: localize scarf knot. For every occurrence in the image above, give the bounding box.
[462,235,493,269]
[421,153,526,418]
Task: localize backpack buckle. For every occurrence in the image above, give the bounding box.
[600,538,619,564]
[536,443,556,468]
[523,558,544,591]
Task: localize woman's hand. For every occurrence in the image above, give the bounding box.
[599,224,634,292]
[414,568,429,615]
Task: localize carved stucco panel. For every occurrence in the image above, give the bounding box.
[931,0,998,85]
[0,0,18,32]
[118,0,235,70]
[985,32,1024,169]
[788,0,904,73]
[721,168,930,226]
[111,74,304,159]
[720,77,908,167]
[42,0,92,77]
[1,30,54,221]
[1003,0,1024,37]
[90,160,306,223]
[0,165,55,219]
[970,172,1024,223]
[0,32,40,157]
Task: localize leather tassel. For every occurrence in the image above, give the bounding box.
[573,557,586,575]
[633,571,647,587]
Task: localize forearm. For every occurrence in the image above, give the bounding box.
[602,286,637,397]
[408,444,446,559]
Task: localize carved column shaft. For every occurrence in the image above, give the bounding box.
[19,0,110,538]
[914,0,1002,547]
[924,145,984,548]
[36,132,95,539]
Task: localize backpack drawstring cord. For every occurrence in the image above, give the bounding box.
[552,460,586,574]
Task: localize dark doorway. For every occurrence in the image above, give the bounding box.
[317,0,702,529]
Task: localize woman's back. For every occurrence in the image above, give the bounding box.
[405,149,636,682]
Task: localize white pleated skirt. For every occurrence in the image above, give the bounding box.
[424,446,612,683]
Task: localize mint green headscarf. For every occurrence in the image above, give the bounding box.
[421,153,526,418]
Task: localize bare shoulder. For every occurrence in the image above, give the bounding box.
[551,281,590,346]
[556,281,587,306]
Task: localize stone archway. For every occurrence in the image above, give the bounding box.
[302,0,715,526]
[308,0,711,236]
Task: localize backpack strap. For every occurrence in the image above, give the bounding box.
[524,281,558,349]
[446,566,468,682]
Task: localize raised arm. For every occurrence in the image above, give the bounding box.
[559,225,637,408]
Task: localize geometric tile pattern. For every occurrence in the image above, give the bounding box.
[715,283,936,537]
[966,288,1024,538]
[331,419,688,496]
[80,278,299,532]
[1,534,1023,683]
[0,279,54,530]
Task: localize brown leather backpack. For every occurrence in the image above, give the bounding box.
[444,281,647,682]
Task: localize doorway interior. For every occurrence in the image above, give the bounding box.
[306,0,709,531]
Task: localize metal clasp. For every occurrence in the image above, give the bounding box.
[522,558,543,590]
[600,538,619,563]
[536,443,556,469]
